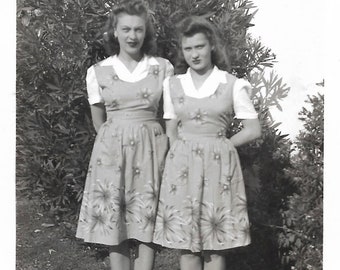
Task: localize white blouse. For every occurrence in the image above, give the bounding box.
[163,66,258,120]
[86,55,174,105]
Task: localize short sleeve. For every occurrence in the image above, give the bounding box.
[86,66,104,105]
[233,78,258,119]
[163,77,177,119]
[164,59,174,79]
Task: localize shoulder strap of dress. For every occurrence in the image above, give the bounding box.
[151,57,169,88]
[93,64,119,86]
[93,58,118,78]
[168,76,184,99]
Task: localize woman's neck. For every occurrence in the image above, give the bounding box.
[118,51,144,73]
[189,66,214,91]
[118,50,143,62]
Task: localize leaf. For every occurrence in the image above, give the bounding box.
[271,122,282,129]
[276,103,283,111]
[45,82,61,91]
[21,15,31,26]
[48,249,57,255]
[41,223,55,228]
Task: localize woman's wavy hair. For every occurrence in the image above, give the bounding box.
[102,0,157,56]
[174,16,230,74]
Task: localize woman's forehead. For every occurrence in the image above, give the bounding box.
[116,13,146,27]
[181,33,209,45]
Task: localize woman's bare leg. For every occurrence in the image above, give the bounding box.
[133,242,155,270]
[180,250,202,270]
[109,241,130,270]
[203,252,226,270]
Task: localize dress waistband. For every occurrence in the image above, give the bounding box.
[106,111,158,123]
[178,132,227,140]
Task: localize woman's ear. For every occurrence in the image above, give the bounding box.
[114,29,118,38]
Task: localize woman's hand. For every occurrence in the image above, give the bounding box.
[90,103,106,133]
[165,119,179,147]
[229,118,261,147]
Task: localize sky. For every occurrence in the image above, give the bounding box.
[249,0,327,139]
[1,0,340,268]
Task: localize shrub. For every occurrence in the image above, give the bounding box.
[279,94,324,270]
[17,0,109,215]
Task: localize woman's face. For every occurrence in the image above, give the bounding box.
[114,13,146,57]
[181,32,213,74]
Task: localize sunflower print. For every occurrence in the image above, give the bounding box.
[153,72,252,252]
[154,202,186,244]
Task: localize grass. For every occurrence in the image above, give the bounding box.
[16,194,180,270]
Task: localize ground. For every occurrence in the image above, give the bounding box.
[16,195,180,270]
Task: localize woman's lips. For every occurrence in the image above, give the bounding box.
[127,41,138,47]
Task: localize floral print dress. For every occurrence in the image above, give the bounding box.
[153,72,252,252]
[76,57,171,246]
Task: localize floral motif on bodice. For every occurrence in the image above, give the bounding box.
[94,60,166,115]
[169,75,236,138]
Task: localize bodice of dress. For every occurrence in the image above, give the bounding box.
[169,74,236,139]
[94,59,166,121]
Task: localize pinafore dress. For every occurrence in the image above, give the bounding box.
[153,73,251,252]
[76,58,169,246]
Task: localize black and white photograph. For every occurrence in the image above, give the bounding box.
[2,0,339,269]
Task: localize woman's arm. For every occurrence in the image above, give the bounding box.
[165,119,179,146]
[229,118,261,147]
[90,103,106,133]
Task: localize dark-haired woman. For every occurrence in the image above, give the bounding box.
[76,1,173,269]
[153,16,261,270]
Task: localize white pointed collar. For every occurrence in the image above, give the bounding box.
[178,66,228,98]
[99,55,159,82]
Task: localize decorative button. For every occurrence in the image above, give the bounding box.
[170,184,177,194]
[111,100,119,107]
[134,167,140,175]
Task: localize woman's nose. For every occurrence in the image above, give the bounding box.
[129,31,137,40]
[192,50,199,58]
